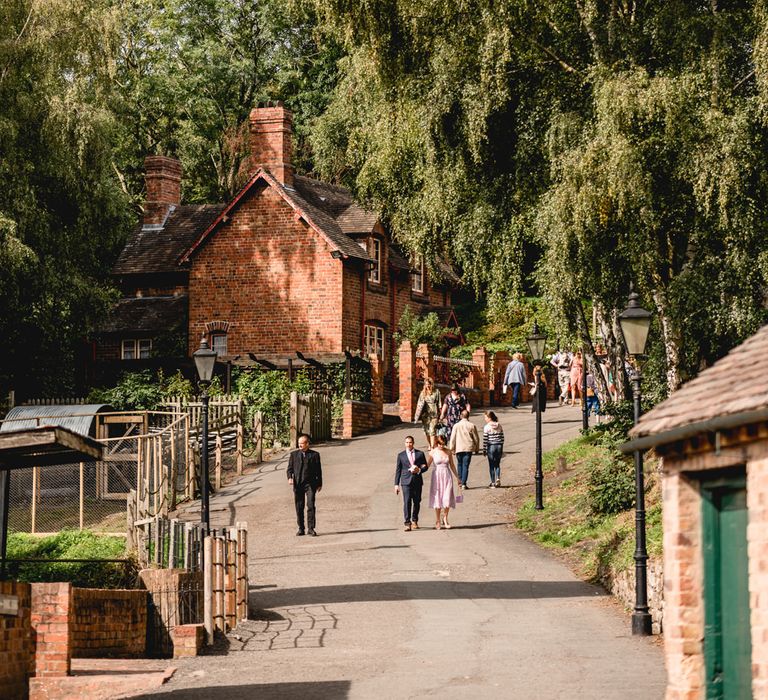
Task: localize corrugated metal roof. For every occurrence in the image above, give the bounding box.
[0,405,113,437]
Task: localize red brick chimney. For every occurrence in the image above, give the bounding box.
[143,155,182,226]
[249,102,293,186]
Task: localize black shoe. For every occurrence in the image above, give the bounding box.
[296,529,305,536]
[308,528,317,536]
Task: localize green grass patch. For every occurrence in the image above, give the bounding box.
[516,435,662,583]
[5,530,137,588]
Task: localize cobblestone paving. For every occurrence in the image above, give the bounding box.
[224,606,338,651]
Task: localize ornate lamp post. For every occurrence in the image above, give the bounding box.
[526,321,548,510]
[618,290,653,636]
[193,336,217,533]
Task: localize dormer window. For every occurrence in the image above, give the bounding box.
[369,238,382,284]
[412,257,425,294]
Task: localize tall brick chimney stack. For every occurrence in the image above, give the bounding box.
[143,155,182,226]
[249,102,294,186]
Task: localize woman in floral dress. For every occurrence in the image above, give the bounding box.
[440,383,470,436]
[413,377,442,448]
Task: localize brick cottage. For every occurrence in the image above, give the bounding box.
[95,104,460,399]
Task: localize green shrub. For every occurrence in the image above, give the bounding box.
[6,530,136,588]
[587,454,635,515]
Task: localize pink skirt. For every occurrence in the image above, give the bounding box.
[429,465,456,509]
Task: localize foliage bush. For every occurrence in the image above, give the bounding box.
[87,370,222,410]
[6,530,136,588]
[587,454,635,516]
[393,308,451,351]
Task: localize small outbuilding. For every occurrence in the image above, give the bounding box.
[622,323,768,699]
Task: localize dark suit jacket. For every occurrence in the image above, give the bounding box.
[287,449,322,489]
[394,449,428,487]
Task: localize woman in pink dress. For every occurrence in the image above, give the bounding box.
[427,435,460,529]
[570,351,584,406]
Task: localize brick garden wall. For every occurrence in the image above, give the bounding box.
[71,588,148,658]
[30,582,73,678]
[0,580,33,699]
[342,400,383,438]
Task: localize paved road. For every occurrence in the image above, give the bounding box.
[141,404,666,699]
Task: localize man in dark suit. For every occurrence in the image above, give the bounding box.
[394,435,428,531]
[287,433,322,536]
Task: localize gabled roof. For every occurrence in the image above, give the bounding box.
[625,323,768,448]
[179,170,376,265]
[98,296,187,334]
[293,175,379,235]
[113,205,225,275]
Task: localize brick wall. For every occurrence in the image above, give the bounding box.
[0,580,33,699]
[748,453,768,699]
[342,400,383,438]
[30,582,73,678]
[71,588,147,659]
[188,183,344,358]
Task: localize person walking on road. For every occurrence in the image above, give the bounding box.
[482,411,504,488]
[531,364,548,415]
[550,350,572,406]
[394,435,429,531]
[504,353,527,408]
[413,377,442,449]
[449,409,479,489]
[427,435,460,530]
[287,434,322,536]
[570,351,584,407]
[440,383,470,435]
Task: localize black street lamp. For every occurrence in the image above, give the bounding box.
[526,320,548,510]
[618,290,653,637]
[193,336,217,533]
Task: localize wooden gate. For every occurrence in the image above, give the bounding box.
[290,392,332,447]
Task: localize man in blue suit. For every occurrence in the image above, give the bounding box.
[394,435,429,531]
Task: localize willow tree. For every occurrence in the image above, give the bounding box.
[308,0,768,396]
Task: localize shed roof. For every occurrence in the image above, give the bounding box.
[0,405,113,438]
[624,323,768,451]
[98,295,187,334]
[0,426,104,469]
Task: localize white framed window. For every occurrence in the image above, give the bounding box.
[211,333,227,356]
[364,324,385,361]
[121,339,152,360]
[411,257,425,293]
[369,238,382,283]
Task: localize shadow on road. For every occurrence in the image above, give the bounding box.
[141,681,352,699]
[249,578,606,609]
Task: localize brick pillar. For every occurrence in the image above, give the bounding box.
[493,351,511,405]
[31,582,73,677]
[249,102,294,185]
[143,155,182,226]
[748,455,768,699]
[417,343,434,382]
[472,346,491,407]
[661,469,705,699]
[369,354,384,408]
[399,340,416,422]
[520,360,532,403]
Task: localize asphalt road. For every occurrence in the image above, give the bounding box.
[139,403,666,699]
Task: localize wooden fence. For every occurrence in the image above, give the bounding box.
[129,513,207,571]
[289,392,332,447]
[204,524,249,642]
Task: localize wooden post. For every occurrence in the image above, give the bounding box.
[226,530,237,631]
[79,462,85,530]
[126,489,137,551]
[31,466,38,534]
[215,432,222,490]
[236,402,244,475]
[236,522,248,622]
[254,412,263,464]
[204,535,214,644]
[154,517,162,566]
[289,391,298,448]
[215,536,226,633]
[168,518,178,569]
[169,425,177,511]
[184,415,192,500]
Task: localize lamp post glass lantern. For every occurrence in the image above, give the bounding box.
[619,290,653,637]
[526,321,548,511]
[193,336,217,533]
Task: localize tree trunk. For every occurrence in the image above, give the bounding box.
[574,300,610,402]
[651,289,683,393]
[595,301,630,400]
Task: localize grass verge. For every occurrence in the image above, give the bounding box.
[515,433,662,583]
[6,530,137,588]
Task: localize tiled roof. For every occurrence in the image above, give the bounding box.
[293,175,379,235]
[113,205,225,275]
[420,306,460,328]
[629,323,768,440]
[98,296,188,334]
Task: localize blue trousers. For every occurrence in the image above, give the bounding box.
[487,444,503,484]
[456,452,472,486]
[586,395,601,416]
[510,382,522,407]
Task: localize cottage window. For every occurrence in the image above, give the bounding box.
[121,339,152,360]
[412,257,425,293]
[364,324,385,361]
[369,239,382,284]
[211,333,228,356]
